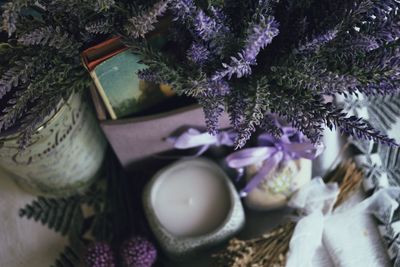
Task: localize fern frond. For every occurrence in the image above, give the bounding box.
[367,94,400,132]
[19,196,83,236]
[50,246,82,267]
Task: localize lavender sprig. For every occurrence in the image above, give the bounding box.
[186,78,231,98]
[348,35,380,52]
[125,0,170,39]
[294,29,338,54]
[171,0,197,24]
[213,53,254,80]
[94,0,115,12]
[186,42,211,65]
[212,16,279,80]
[242,16,279,61]
[137,69,165,83]
[325,103,398,146]
[194,10,221,42]
[172,1,231,55]
[199,96,224,135]
[18,26,81,56]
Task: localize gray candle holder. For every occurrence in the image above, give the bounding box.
[143,158,245,259]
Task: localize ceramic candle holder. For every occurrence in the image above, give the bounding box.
[143,158,245,259]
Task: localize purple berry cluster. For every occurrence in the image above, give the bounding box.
[120,236,157,267]
[85,237,157,267]
[86,242,116,267]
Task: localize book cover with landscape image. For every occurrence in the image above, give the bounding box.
[90,50,168,119]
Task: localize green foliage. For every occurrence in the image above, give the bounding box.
[1,0,35,35]
[18,176,114,267]
[235,78,271,148]
[85,19,113,35]
[19,196,83,236]
[124,0,170,38]
[18,26,82,56]
[131,0,400,147]
[0,53,48,99]
[50,246,82,267]
[0,0,157,146]
[2,0,399,149]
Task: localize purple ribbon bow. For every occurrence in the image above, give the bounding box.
[226,127,324,197]
[168,128,236,156]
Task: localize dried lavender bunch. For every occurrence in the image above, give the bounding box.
[0,0,157,146]
[128,0,400,148]
[2,0,399,150]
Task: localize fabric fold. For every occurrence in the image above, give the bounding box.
[285,178,396,267]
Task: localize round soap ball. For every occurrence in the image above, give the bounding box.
[244,158,312,210]
[120,236,157,267]
[85,242,116,267]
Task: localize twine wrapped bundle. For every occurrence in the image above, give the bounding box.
[213,222,295,267]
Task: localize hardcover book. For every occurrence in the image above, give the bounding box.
[82,37,173,119]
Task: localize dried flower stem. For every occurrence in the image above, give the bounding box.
[213,160,364,267]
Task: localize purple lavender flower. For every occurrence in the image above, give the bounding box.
[212,16,279,80]
[186,42,210,65]
[243,16,279,61]
[120,236,157,267]
[199,96,224,135]
[349,35,380,52]
[171,0,196,23]
[376,25,400,44]
[187,77,231,97]
[85,242,116,267]
[206,79,231,96]
[137,69,164,83]
[195,7,232,55]
[364,78,400,95]
[212,53,253,80]
[194,10,221,42]
[295,29,338,54]
[209,6,228,26]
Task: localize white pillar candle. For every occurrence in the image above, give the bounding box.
[152,160,231,237]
